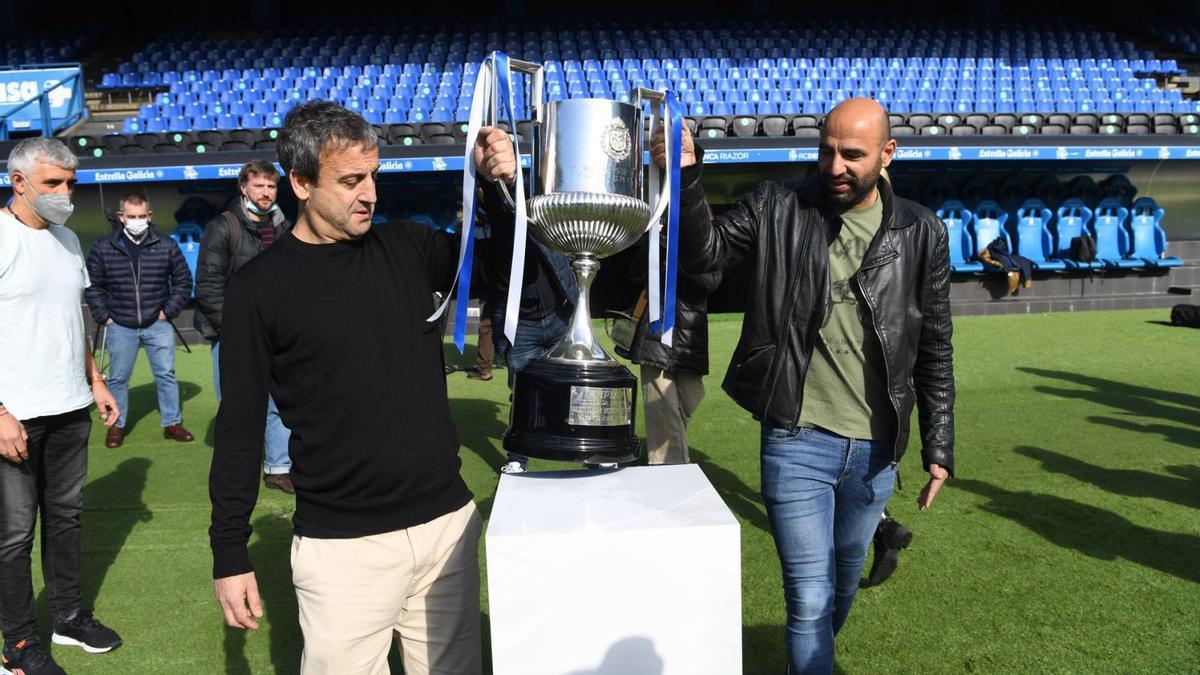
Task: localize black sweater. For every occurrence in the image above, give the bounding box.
[208,221,472,579]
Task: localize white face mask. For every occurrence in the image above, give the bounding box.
[124,217,149,237]
[18,177,75,225]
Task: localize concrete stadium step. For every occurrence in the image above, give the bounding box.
[952,291,1185,315]
[949,240,1199,315]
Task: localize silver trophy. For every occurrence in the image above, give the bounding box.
[487,57,671,464]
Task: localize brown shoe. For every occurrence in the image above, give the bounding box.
[263,473,295,494]
[105,426,125,448]
[163,423,194,442]
[467,368,493,381]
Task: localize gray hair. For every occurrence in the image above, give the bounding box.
[7,137,78,176]
[277,101,379,183]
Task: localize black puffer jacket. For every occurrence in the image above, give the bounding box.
[628,234,722,376]
[84,227,192,328]
[193,200,291,340]
[678,145,955,475]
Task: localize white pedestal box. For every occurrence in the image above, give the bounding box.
[486,463,742,675]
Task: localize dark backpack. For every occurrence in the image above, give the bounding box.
[1170,304,1200,328]
[1069,235,1097,262]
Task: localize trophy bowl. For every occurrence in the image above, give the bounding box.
[527,192,650,259]
[494,86,673,465]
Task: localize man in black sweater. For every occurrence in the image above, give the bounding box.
[209,101,516,674]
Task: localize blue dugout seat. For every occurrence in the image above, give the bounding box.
[971,199,1012,271]
[935,200,984,273]
[1013,199,1066,270]
[1128,197,1183,268]
[1091,198,1141,268]
[1052,199,1100,270]
[169,222,205,298]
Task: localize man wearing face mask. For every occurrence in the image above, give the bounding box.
[652,98,955,673]
[194,160,295,494]
[0,138,123,675]
[84,192,195,449]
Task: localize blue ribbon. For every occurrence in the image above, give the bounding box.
[650,93,684,343]
[451,194,477,353]
[448,51,517,353]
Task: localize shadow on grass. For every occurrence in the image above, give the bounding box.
[223,513,300,674]
[1015,446,1200,509]
[79,458,153,610]
[450,397,507,517]
[743,624,786,674]
[690,447,771,537]
[122,379,202,433]
[955,478,1200,585]
[1019,367,1199,449]
[743,624,849,674]
[37,458,152,657]
[1087,415,1200,452]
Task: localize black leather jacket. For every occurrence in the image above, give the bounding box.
[678,146,955,476]
[628,234,723,376]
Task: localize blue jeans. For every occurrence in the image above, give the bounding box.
[760,425,896,674]
[212,341,292,475]
[104,320,182,430]
[504,310,571,463]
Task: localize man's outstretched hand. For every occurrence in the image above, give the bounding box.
[214,572,263,630]
[918,463,949,511]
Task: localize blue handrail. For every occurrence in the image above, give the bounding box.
[0,63,88,141]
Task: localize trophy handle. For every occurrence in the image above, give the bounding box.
[485,56,544,212]
[634,87,671,231]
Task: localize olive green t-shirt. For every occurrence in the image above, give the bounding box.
[798,195,894,440]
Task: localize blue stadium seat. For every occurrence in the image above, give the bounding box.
[1128,197,1183,267]
[1013,199,1067,270]
[1091,198,1141,268]
[935,200,984,273]
[1053,199,1099,269]
[191,115,217,131]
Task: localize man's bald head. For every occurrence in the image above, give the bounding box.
[817,98,897,209]
[824,98,891,147]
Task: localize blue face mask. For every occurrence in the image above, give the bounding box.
[245,197,279,217]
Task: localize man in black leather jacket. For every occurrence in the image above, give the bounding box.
[652,98,954,673]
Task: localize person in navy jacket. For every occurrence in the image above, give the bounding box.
[85,191,194,448]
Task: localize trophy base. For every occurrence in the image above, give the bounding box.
[503,356,640,465]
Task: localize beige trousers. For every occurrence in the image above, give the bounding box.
[640,365,706,465]
[291,501,482,675]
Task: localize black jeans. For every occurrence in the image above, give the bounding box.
[0,408,90,648]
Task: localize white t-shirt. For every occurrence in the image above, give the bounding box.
[0,209,94,420]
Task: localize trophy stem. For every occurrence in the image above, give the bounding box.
[545,254,613,363]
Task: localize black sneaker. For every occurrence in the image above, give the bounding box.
[51,610,122,654]
[1,639,67,675]
[863,517,913,588]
